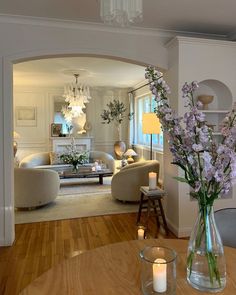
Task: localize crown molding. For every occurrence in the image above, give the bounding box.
[0,13,229,40]
[166,35,236,49]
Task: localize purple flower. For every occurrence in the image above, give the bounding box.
[192,143,203,152]
[145,66,236,202]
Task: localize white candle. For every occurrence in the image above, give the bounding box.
[137,228,145,240]
[153,258,167,293]
[149,172,157,190]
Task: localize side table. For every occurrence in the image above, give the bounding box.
[137,186,168,236]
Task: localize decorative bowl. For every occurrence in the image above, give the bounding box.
[197,95,214,110]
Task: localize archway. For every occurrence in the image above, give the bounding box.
[2,50,167,245]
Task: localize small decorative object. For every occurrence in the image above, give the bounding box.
[13,131,20,157]
[124,148,137,164]
[60,138,89,172]
[51,123,63,137]
[114,140,126,159]
[137,225,146,240]
[121,158,128,167]
[145,66,236,292]
[149,172,157,190]
[197,95,214,110]
[100,99,133,159]
[205,123,216,131]
[140,246,177,295]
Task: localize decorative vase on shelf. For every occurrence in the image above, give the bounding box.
[197,95,214,110]
[187,205,226,293]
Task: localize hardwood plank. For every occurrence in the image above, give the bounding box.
[0,213,176,295]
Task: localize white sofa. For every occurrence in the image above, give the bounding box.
[19,150,116,173]
[111,160,160,202]
[14,167,60,209]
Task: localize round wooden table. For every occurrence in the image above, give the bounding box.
[21,239,236,295]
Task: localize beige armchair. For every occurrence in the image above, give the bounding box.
[14,168,60,209]
[111,160,160,202]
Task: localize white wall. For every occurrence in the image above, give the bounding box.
[14,85,131,161]
[165,37,236,237]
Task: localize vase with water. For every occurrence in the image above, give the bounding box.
[187,205,226,292]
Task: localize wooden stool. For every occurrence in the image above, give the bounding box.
[137,186,168,236]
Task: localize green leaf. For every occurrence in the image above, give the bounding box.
[173,176,189,184]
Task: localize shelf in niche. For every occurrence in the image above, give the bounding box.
[212,132,222,136]
[201,110,229,114]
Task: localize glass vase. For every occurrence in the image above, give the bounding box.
[187,205,226,292]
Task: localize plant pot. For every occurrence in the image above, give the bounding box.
[114,141,126,160]
[187,205,226,292]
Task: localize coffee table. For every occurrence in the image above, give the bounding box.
[60,168,113,185]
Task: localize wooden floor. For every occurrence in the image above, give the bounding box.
[0,213,175,295]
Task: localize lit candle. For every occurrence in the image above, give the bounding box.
[149,172,157,190]
[137,227,145,240]
[153,258,167,293]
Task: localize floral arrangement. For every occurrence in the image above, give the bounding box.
[145,65,236,290]
[101,99,133,140]
[60,138,89,171]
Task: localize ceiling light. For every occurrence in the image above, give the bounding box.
[100,0,143,27]
[62,74,92,120]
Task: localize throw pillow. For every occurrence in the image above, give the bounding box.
[49,152,63,165]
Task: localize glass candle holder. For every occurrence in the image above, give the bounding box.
[140,246,177,295]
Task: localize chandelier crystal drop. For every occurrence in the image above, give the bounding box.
[100,0,143,27]
[62,74,92,120]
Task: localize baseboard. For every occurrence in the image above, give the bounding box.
[0,238,14,247]
[167,218,191,238]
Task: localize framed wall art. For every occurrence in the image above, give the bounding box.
[15,106,37,127]
[51,123,62,137]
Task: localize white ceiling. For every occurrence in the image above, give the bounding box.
[8,0,236,88]
[13,57,146,88]
[1,0,236,36]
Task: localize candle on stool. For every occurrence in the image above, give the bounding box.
[153,258,167,293]
[149,172,157,190]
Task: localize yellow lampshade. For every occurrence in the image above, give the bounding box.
[142,113,161,134]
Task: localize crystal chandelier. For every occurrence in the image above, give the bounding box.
[62,74,92,119]
[100,0,143,27]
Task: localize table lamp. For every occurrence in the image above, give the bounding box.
[13,131,20,157]
[124,148,137,164]
[142,113,161,160]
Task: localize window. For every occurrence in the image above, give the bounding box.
[134,92,163,150]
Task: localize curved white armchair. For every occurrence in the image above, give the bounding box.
[14,168,60,209]
[111,160,160,202]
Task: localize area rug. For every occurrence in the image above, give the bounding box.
[15,192,139,224]
[59,177,112,195]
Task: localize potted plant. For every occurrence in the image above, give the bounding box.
[101,99,133,159]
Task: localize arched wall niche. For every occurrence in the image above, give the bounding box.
[1,49,167,246]
[194,79,233,110]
